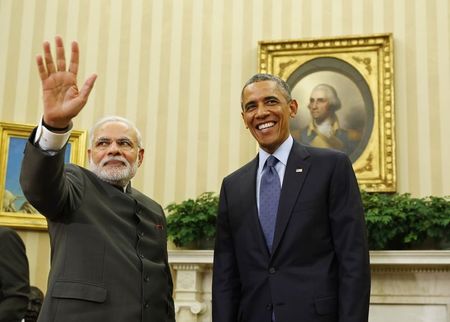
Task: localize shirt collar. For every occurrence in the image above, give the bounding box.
[258,135,293,171]
[111,183,130,193]
[307,114,339,135]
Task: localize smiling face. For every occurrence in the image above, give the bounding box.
[241,80,298,154]
[87,121,144,187]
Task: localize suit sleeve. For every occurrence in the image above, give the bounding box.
[0,229,30,321]
[328,153,371,322]
[212,181,241,322]
[20,128,83,220]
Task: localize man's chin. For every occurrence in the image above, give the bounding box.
[90,159,137,188]
[254,134,276,148]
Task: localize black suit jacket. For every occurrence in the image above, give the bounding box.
[0,227,30,322]
[212,141,370,322]
[20,132,175,322]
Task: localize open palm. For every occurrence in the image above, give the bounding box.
[37,36,96,129]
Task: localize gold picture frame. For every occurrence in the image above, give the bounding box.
[259,33,396,192]
[0,122,87,230]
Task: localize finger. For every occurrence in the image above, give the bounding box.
[79,74,97,99]
[55,36,66,72]
[43,40,56,74]
[36,55,48,81]
[72,74,97,107]
[67,74,97,116]
[68,41,79,75]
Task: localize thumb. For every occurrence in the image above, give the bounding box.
[66,74,97,115]
[79,74,97,101]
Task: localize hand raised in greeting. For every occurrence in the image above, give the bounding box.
[36,36,97,129]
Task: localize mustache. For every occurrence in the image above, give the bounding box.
[99,156,130,167]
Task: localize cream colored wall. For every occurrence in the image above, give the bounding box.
[1,0,449,293]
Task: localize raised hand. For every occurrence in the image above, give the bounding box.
[36,36,97,129]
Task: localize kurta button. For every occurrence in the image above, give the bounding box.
[138,231,144,238]
[269,267,276,274]
[266,304,273,310]
[144,302,150,309]
[144,276,150,282]
[139,253,145,259]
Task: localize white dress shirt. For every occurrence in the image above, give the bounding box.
[256,135,293,211]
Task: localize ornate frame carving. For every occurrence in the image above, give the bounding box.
[258,33,396,192]
[0,122,87,230]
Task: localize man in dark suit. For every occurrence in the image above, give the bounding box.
[212,74,370,322]
[0,227,30,322]
[19,36,175,322]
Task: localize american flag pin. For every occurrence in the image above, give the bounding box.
[296,168,303,173]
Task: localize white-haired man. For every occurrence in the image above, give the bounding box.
[20,36,174,322]
[300,83,360,155]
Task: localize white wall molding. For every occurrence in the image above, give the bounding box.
[169,250,450,322]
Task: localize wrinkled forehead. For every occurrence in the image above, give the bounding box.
[93,121,138,142]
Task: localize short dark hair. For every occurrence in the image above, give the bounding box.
[241,73,292,110]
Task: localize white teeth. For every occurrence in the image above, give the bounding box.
[258,122,275,130]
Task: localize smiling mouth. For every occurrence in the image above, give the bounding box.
[257,122,275,130]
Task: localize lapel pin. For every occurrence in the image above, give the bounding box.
[296,168,303,173]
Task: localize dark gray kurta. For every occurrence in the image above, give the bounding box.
[20,131,175,322]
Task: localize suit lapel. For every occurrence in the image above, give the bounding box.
[271,142,311,255]
[240,156,272,256]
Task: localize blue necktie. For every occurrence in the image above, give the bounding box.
[259,155,281,252]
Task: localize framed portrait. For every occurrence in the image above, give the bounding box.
[259,33,396,192]
[0,122,87,230]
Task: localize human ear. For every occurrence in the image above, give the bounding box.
[137,149,144,167]
[289,99,298,117]
[241,111,249,129]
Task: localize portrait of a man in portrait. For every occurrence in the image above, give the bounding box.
[289,69,373,163]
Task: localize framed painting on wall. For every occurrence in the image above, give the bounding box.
[258,33,396,192]
[0,122,87,230]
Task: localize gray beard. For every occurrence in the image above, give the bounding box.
[89,156,138,188]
